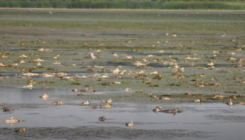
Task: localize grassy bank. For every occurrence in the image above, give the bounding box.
[0,9,245,35]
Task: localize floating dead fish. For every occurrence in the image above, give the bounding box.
[87,69,98,73]
[194,99,201,102]
[56,72,68,76]
[41,73,56,77]
[40,94,49,100]
[150,71,158,75]
[82,101,90,105]
[84,52,97,59]
[72,89,78,92]
[161,97,171,100]
[80,88,96,92]
[113,81,123,84]
[153,107,160,113]
[54,55,60,59]
[22,72,39,76]
[101,104,111,109]
[226,99,233,106]
[20,60,25,63]
[3,107,14,112]
[239,102,245,105]
[4,117,23,126]
[99,116,106,122]
[19,54,28,58]
[23,84,33,89]
[134,61,146,66]
[0,63,7,67]
[91,105,97,109]
[184,93,192,96]
[77,93,84,96]
[38,48,52,52]
[112,68,120,73]
[125,88,131,91]
[15,128,25,133]
[160,108,183,114]
[123,55,133,60]
[126,121,134,127]
[52,101,64,105]
[102,98,112,104]
[94,65,104,68]
[53,61,61,65]
[153,106,162,113]
[33,58,44,62]
[112,53,119,57]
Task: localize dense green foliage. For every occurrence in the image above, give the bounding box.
[0,0,245,9]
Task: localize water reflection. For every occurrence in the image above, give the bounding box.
[0,87,69,104]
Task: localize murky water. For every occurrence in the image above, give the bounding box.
[1,87,245,140]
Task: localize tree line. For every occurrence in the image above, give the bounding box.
[0,0,244,9]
